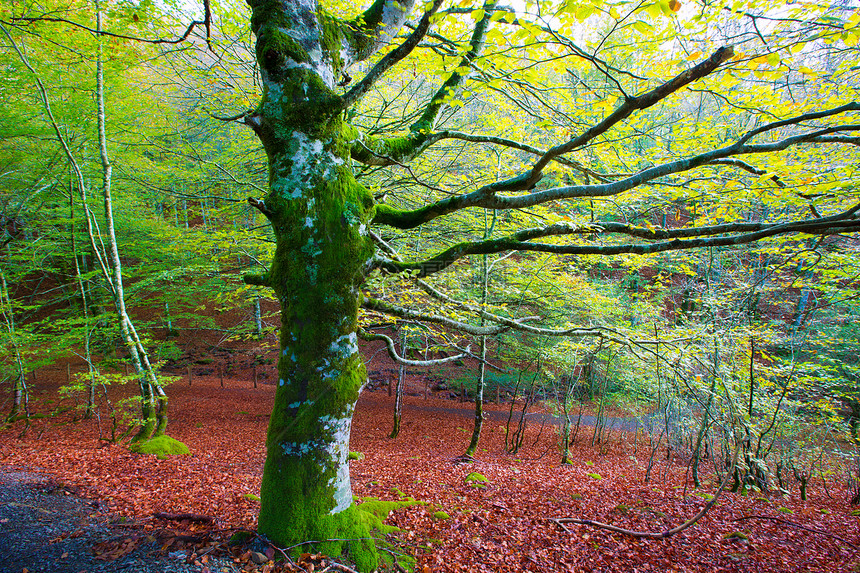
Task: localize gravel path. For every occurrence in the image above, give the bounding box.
[0,467,232,573]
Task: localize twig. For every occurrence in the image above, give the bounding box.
[732,514,858,550]
[153,512,215,524]
[321,563,359,573]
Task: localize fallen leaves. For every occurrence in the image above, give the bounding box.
[92,535,143,561]
[2,373,860,572]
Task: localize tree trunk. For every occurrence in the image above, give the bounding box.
[465,333,486,457]
[465,210,494,457]
[70,183,95,419]
[243,6,377,563]
[94,5,163,440]
[390,326,405,438]
[254,297,263,339]
[1,269,27,423]
[239,1,438,568]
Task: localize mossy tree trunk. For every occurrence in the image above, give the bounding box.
[241,0,423,568]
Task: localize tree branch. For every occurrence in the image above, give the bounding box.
[362,296,510,336]
[411,0,499,132]
[9,15,204,45]
[342,0,444,109]
[372,105,860,229]
[525,46,735,187]
[357,328,470,366]
[376,205,860,277]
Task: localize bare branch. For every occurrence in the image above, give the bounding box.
[708,158,784,187]
[376,203,860,276]
[357,328,470,366]
[9,15,205,45]
[362,296,511,336]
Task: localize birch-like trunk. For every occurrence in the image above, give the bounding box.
[94,5,165,440]
[70,184,95,419]
[390,326,406,438]
[1,269,27,423]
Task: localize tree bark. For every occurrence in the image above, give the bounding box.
[242,1,418,566]
[390,326,405,438]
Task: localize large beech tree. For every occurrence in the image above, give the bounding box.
[3,0,860,568]
[224,0,860,568]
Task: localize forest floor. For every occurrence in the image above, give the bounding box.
[1,368,859,573]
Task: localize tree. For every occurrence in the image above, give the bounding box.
[227,0,860,567]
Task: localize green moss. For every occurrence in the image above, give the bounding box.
[723,531,750,541]
[586,472,602,480]
[464,472,488,487]
[358,496,426,520]
[570,493,583,500]
[777,506,794,514]
[850,509,860,516]
[228,530,254,545]
[243,493,261,502]
[129,435,189,459]
[258,28,311,64]
[432,511,450,520]
[347,451,364,461]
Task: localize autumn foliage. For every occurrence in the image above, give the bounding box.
[1,369,858,572]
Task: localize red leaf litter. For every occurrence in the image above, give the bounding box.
[2,374,858,572]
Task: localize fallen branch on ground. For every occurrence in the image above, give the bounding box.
[153,512,215,523]
[732,514,858,550]
[551,438,740,538]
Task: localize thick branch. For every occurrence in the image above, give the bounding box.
[347,0,418,63]
[362,296,509,336]
[372,106,860,228]
[410,0,499,132]
[708,159,784,187]
[342,0,444,108]
[526,46,735,186]
[376,206,860,276]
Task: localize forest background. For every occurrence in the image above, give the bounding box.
[2,0,860,571]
